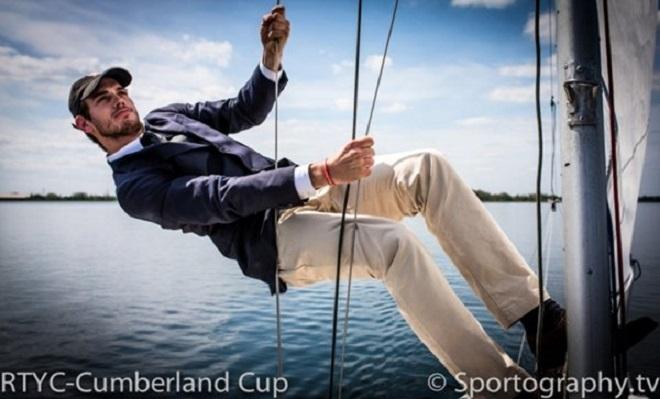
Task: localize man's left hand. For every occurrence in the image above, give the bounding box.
[261,5,290,71]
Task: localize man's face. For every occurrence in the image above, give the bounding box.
[81,78,142,139]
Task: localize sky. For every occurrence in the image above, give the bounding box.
[0,0,658,196]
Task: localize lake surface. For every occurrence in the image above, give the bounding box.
[1,202,658,398]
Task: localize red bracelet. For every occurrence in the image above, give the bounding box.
[323,159,336,186]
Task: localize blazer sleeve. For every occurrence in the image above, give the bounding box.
[148,65,287,135]
[115,165,302,227]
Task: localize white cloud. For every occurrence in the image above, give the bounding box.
[382,102,407,113]
[0,46,100,101]
[497,54,557,80]
[455,116,496,126]
[0,46,99,80]
[0,5,234,112]
[450,0,516,9]
[146,35,232,67]
[487,81,551,103]
[489,85,532,103]
[380,63,496,103]
[334,97,353,111]
[365,54,392,73]
[332,60,353,75]
[284,61,498,115]
[0,115,108,177]
[524,11,554,42]
[0,40,235,117]
[498,64,536,78]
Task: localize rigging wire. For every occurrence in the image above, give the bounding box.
[547,2,558,205]
[602,0,628,375]
[328,1,362,397]
[518,0,558,370]
[533,0,546,375]
[273,0,284,380]
[517,205,555,365]
[337,1,399,397]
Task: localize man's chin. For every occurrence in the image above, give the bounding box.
[100,120,144,138]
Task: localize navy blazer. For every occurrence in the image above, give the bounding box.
[109,66,304,294]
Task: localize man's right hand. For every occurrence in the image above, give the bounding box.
[261,5,289,71]
[309,137,375,188]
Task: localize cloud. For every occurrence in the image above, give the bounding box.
[498,63,536,78]
[496,54,557,81]
[382,102,408,113]
[179,35,232,67]
[0,4,234,113]
[365,54,392,73]
[0,46,100,101]
[524,11,554,43]
[450,0,516,9]
[488,83,551,103]
[332,60,354,75]
[0,115,108,174]
[488,85,533,103]
[334,97,353,111]
[0,40,235,117]
[455,116,496,126]
[285,61,498,114]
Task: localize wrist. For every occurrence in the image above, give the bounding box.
[262,51,281,72]
[309,163,328,189]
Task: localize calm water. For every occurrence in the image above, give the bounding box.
[0,202,658,398]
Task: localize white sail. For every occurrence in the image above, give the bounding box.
[597,0,657,291]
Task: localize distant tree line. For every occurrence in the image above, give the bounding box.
[1,191,658,202]
[473,190,561,202]
[21,192,116,201]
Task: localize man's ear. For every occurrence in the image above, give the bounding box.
[74,115,91,133]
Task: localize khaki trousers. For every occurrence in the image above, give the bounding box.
[276,149,548,398]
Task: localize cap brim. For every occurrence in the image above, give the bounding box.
[80,67,132,101]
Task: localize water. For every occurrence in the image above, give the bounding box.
[0,202,658,398]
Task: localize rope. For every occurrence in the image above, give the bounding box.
[516,205,554,364]
[602,0,628,375]
[533,0,546,376]
[337,1,399,397]
[274,67,283,379]
[273,0,284,380]
[547,1,558,202]
[328,1,362,397]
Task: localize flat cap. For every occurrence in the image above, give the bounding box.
[68,67,132,116]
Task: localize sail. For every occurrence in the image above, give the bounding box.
[598,0,657,291]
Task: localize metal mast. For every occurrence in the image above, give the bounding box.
[556,0,614,391]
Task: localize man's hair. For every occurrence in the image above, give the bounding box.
[73,101,107,152]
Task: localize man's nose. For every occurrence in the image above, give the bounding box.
[114,95,126,109]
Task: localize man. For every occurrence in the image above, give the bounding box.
[69,5,565,398]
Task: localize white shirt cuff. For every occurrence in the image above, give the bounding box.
[294,165,317,200]
[259,61,284,82]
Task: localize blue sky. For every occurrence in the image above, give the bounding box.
[0,0,658,195]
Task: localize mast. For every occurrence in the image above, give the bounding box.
[556,0,614,390]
